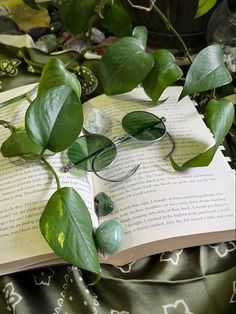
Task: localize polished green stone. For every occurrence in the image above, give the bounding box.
[95,220,123,254]
[94,192,114,217]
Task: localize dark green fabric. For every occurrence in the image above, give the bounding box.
[0,43,82,92]
[0,43,99,97]
[0,242,235,313]
[0,44,40,91]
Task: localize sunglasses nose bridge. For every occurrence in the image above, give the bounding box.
[64,161,75,172]
[113,134,131,146]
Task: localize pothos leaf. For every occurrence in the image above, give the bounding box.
[1,128,42,158]
[194,0,217,18]
[180,44,232,99]
[40,187,100,275]
[25,85,83,152]
[142,49,183,102]
[205,98,235,148]
[132,26,148,50]
[171,146,216,169]
[101,0,132,37]
[59,0,96,34]
[38,58,82,100]
[101,36,154,95]
[171,98,235,169]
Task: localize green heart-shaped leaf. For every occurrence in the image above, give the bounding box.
[25,85,83,152]
[101,0,132,37]
[171,146,216,169]
[1,128,42,158]
[59,0,96,34]
[132,26,148,50]
[101,37,154,95]
[205,98,235,148]
[194,0,217,18]
[142,49,183,102]
[40,187,100,274]
[171,98,235,169]
[38,58,81,99]
[180,44,232,99]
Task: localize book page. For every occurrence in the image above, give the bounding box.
[0,96,98,266]
[86,87,235,253]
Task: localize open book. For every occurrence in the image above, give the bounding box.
[0,86,235,275]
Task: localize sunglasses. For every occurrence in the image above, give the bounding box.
[64,111,175,182]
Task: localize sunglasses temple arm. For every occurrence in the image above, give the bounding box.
[164,131,176,158]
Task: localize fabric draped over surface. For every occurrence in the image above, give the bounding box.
[0,243,235,314]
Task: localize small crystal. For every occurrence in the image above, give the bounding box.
[94,220,123,254]
[94,192,114,217]
[35,34,58,53]
[89,27,105,44]
[63,36,87,52]
[83,102,112,135]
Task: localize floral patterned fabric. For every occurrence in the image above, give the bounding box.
[0,41,40,92]
[0,242,235,314]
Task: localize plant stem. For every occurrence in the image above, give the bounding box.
[0,120,16,133]
[211,88,216,99]
[149,0,193,64]
[127,0,156,11]
[41,156,61,190]
[80,43,112,58]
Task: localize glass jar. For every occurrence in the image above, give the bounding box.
[207,0,236,79]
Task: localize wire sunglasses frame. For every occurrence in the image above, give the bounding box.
[64,110,175,182]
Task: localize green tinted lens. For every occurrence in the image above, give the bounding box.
[122,111,166,141]
[67,134,116,171]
